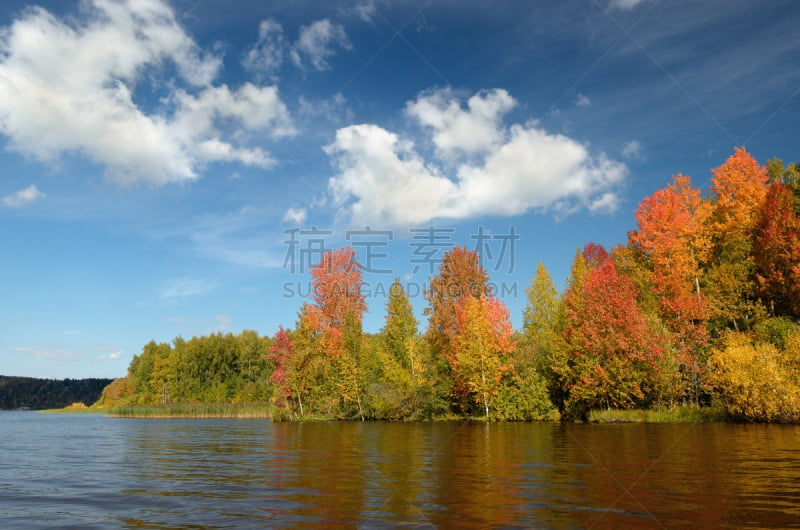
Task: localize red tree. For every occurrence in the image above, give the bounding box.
[424,246,490,363]
[268,327,293,410]
[630,174,711,401]
[309,247,366,358]
[754,182,800,317]
[561,245,663,416]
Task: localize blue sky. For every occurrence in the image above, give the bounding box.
[1,0,798,378]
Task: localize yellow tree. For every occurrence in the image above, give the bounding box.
[452,295,514,419]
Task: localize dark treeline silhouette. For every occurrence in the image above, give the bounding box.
[0,376,112,409]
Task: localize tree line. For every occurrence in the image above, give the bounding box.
[105,147,800,422]
[0,376,112,409]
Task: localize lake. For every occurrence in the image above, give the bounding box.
[1,412,798,528]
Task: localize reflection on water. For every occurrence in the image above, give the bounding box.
[1,412,799,528]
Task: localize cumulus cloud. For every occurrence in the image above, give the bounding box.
[283,207,307,224]
[0,0,293,186]
[326,88,627,226]
[242,18,285,77]
[326,124,458,226]
[290,19,351,71]
[97,350,123,361]
[406,88,516,159]
[2,185,44,207]
[575,93,591,107]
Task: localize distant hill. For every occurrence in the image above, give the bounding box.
[0,376,113,410]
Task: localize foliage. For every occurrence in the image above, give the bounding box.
[107,148,800,424]
[522,262,562,360]
[368,280,425,419]
[451,295,514,419]
[558,245,664,419]
[753,182,800,317]
[708,332,800,422]
[424,246,491,414]
[108,330,273,408]
[424,246,490,364]
[630,174,711,403]
[706,147,769,332]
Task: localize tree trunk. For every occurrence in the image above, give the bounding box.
[296,386,304,417]
[480,350,489,420]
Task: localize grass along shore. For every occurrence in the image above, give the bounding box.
[40,402,731,422]
[589,406,728,423]
[106,402,272,418]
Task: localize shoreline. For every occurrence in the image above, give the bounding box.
[36,403,745,423]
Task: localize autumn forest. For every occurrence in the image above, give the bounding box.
[103,148,800,423]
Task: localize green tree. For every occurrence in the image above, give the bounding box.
[370,280,422,419]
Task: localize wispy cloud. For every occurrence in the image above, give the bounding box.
[608,0,645,11]
[161,278,218,300]
[242,18,285,78]
[290,19,352,71]
[622,140,644,160]
[353,1,377,23]
[16,346,81,363]
[207,314,233,334]
[2,185,44,208]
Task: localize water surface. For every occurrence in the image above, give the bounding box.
[1,412,798,528]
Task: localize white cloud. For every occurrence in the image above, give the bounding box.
[17,346,81,362]
[299,92,353,125]
[290,19,351,71]
[353,1,378,22]
[242,18,285,77]
[589,192,620,214]
[406,88,516,159]
[2,185,44,207]
[609,0,645,10]
[208,314,233,334]
[283,207,307,224]
[0,0,293,186]
[326,124,457,226]
[622,139,643,160]
[575,93,591,107]
[97,350,123,361]
[161,278,218,300]
[325,89,627,227]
